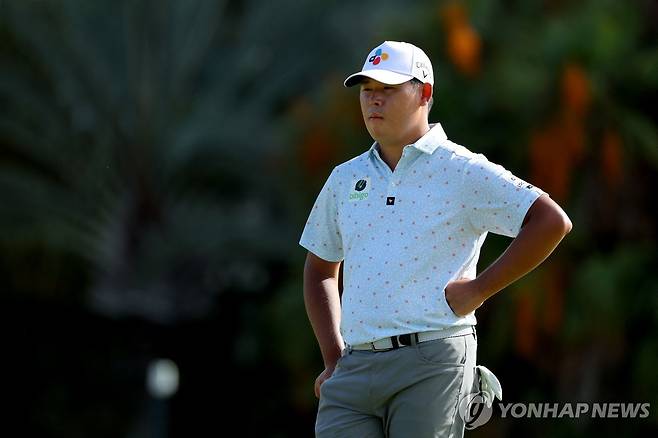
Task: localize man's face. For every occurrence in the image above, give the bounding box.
[359,78,423,144]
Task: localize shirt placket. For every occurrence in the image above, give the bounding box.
[372,146,415,206]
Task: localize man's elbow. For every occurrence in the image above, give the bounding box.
[549,207,572,237]
[526,195,572,237]
[562,213,573,235]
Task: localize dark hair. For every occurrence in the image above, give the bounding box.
[410,78,434,113]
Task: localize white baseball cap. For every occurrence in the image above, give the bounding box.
[344,41,434,87]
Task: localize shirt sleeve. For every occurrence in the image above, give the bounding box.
[299,168,344,262]
[462,154,546,238]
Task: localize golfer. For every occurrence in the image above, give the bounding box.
[300,41,572,437]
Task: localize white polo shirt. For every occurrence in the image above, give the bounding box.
[300,123,545,346]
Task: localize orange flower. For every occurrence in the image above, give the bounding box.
[530,64,590,202]
[439,1,467,28]
[299,126,335,176]
[447,24,481,76]
[601,129,623,188]
[562,64,590,117]
[440,1,481,77]
[529,118,584,202]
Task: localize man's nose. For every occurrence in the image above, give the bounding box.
[368,92,383,106]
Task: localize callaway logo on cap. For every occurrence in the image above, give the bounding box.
[344,41,434,87]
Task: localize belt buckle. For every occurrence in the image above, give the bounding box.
[372,338,396,351]
[397,333,417,347]
[391,334,411,349]
[371,334,415,351]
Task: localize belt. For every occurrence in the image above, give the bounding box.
[350,325,475,352]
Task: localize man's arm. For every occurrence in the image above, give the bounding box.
[303,252,343,397]
[445,194,572,316]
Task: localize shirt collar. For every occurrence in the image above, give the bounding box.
[369,122,448,156]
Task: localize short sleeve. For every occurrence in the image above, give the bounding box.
[462,154,546,237]
[299,168,344,262]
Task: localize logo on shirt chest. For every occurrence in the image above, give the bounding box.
[349,177,371,201]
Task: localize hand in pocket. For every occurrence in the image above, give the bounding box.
[444,278,485,317]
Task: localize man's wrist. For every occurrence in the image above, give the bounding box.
[323,346,343,369]
[324,358,339,370]
[473,275,496,301]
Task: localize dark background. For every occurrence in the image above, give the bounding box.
[1,0,657,436]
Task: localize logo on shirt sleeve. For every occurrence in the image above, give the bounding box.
[349,177,371,201]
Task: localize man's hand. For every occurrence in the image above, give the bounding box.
[304,252,344,398]
[443,195,572,316]
[314,365,336,398]
[444,278,485,317]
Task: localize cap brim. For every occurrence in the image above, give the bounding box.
[343,69,414,87]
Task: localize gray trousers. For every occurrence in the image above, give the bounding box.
[316,329,477,438]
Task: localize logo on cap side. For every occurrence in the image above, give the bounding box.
[368,48,389,66]
[416,61,431,80]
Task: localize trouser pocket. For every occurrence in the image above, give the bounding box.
[414,335,468,365]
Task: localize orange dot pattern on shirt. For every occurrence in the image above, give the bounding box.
[300,139,543,344]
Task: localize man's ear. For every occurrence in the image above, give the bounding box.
[422,83,432,101]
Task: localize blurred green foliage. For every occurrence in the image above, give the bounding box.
[1,0,657,436]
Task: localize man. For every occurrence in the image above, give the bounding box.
[300,41,572,437]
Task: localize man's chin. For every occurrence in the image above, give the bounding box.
[366,124,387,142]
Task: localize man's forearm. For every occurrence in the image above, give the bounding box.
[475,197,572,301]
[304,274,343,368]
